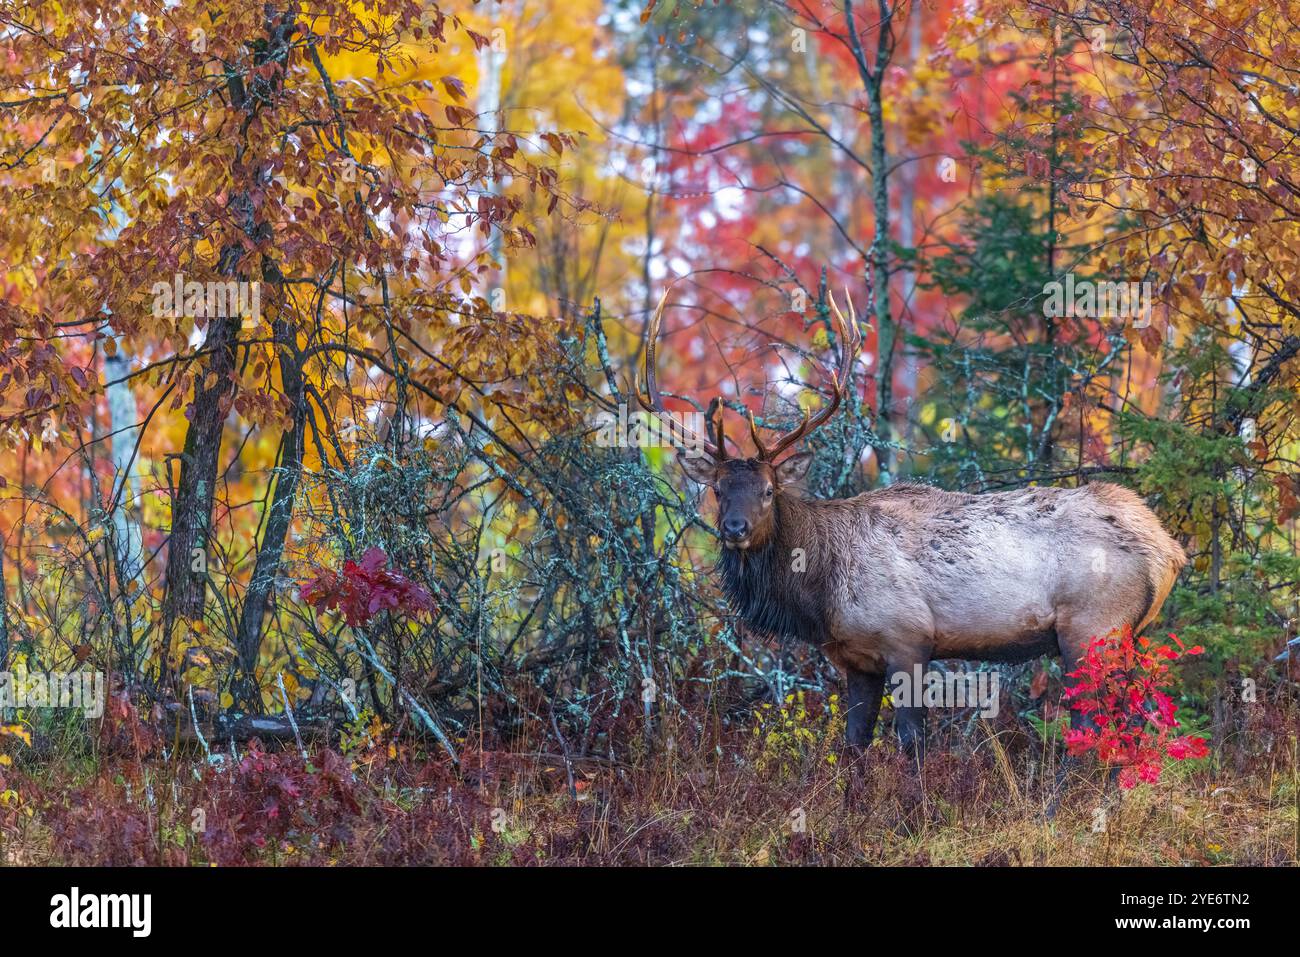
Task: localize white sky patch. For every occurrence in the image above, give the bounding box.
[714,186,745,221]
[607,152,631,178]
[446,207,480,267]
[407,415,442,439]
[607,5,640,34]
[773,364,803,400]
[693,96,723,126]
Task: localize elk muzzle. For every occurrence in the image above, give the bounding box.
[720,514,752,549]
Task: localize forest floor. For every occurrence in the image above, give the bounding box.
[0,695,1295,866]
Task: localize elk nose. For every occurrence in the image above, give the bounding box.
[722,517,750,540]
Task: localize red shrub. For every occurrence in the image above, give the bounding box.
[43,777,158,866]
[96,692,160,763]
[1064,625,1209,788]
[300,546,435,627]
[199,744,363,864]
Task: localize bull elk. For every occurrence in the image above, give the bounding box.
[638,288,1187,760]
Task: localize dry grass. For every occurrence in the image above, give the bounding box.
[1,693,1294,866]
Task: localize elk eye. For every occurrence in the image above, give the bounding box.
[764,486,773,499]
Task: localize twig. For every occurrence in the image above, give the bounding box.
[187,685,211,762]
[277,672,308,761]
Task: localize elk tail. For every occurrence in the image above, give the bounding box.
[1134,533,1188,635]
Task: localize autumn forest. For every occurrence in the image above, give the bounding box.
[0,0,1296,870]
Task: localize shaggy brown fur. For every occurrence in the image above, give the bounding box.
[683,451,1187,757]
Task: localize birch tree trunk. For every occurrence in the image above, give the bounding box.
[105,348,143,583]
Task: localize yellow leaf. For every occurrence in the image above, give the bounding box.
[1,725,32,747]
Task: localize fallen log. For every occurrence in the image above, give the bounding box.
[167,706,335,747]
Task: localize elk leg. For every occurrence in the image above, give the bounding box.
[889,659,928,765]
[844,669,885,748]
[896,704,926,765]
[1058,626,1101,734]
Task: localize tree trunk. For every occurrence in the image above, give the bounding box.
[161,313,241,648]
[0,538,8,673]
[160,9,295,685]
[894,5,922,449]
[233,317,305,709]
[846,0,897,483]
[104,342,149,682]
[105,350,144,583]
[866,75,894,483]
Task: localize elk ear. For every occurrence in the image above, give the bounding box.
[775,451,813,485]
[676,449,718,487]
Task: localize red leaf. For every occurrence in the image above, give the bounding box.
[440,75,467,102]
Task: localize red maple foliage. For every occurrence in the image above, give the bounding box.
[198,744,364,862]
[300,547,435,628]
[1064,625,1208,788]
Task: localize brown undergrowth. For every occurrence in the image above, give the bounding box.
[0,691,1294,866]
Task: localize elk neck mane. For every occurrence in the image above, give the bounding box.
[717,492,833,646]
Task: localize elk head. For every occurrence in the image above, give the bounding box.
[636,287,863,551]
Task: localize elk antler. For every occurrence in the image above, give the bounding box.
[705,396,729,462]
[636,287,724,460]
[748,288,864,462]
